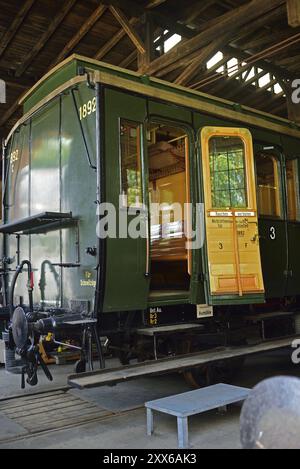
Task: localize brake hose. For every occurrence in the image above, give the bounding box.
[10,260,34,318]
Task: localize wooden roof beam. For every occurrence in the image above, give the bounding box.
[178,0,217,26]
[94,17,139,60]
[174,33,233,86]
[15,0,77,78]
[109,5,146,53]
[49,4,107,69]
[0,0,36,58]
[287,0,300,26]
[119,50,137,68]
[224,44,298,81]
[222,70,270,99]
[146,0,285,77]
[104,0,195,38]
[146,0,168,8]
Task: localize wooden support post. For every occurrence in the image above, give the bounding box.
[287,0,300,27]
[287,92,300,123]
[138,14,156,73]
[281,80,300,122]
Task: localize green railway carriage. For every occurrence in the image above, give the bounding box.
[2,55,300,386]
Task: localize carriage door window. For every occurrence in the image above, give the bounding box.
[255,152,281,218]
[286,159,300,221]
[120,120,143,208]
[209,136,247,209]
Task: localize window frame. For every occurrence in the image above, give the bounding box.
[119,118,144,210]
[208,135,248,210]
[255,150,283,220]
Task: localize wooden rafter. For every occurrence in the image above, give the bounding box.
[224,44,298,81]
[109,5,145,54]
[146,0,168,9]
[174,33,233,86]
[119,50,137,68]
[49,4,107,69]
[94,17,139,60]
[178,0,217,25]
[15,0,77,77]
[0,0,35,58]
[146,0,285,77]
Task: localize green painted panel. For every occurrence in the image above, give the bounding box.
[23,62,78,114]
[61,87,97,310]
[148,100,192,124]
[30,100,61,307]
[287,222,300,296]
[258,219,287,298]
[103,89,149,312]
[251,128,282,146]
[281,135,300,159]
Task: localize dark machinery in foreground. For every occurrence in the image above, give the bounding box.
[2,55,300,389]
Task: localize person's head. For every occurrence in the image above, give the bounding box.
[241,376,300,449]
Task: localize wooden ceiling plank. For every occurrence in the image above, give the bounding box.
[109,5,146,53]
[49,3,107,69]
[0,0,36,58]
[15,0,78,78]
[146,0,285,76]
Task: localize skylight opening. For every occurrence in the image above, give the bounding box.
[227,58,238,76]
[164,34,182,53]
[259,73,271,88]
[274,83,283,94]
[242,67,255,81]
[207,51,223,69]
[204,52,284,100]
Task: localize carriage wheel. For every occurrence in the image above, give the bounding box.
[182,339,245,388]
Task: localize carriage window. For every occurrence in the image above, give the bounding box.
[120,120,143,207]
[286,159,300,221]
[255,152,281,218]
[209,136,247,208]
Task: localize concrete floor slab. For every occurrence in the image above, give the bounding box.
[0,414,27,440]
[0,348,299,449]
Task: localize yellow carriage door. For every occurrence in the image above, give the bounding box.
[201,127,265,297]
